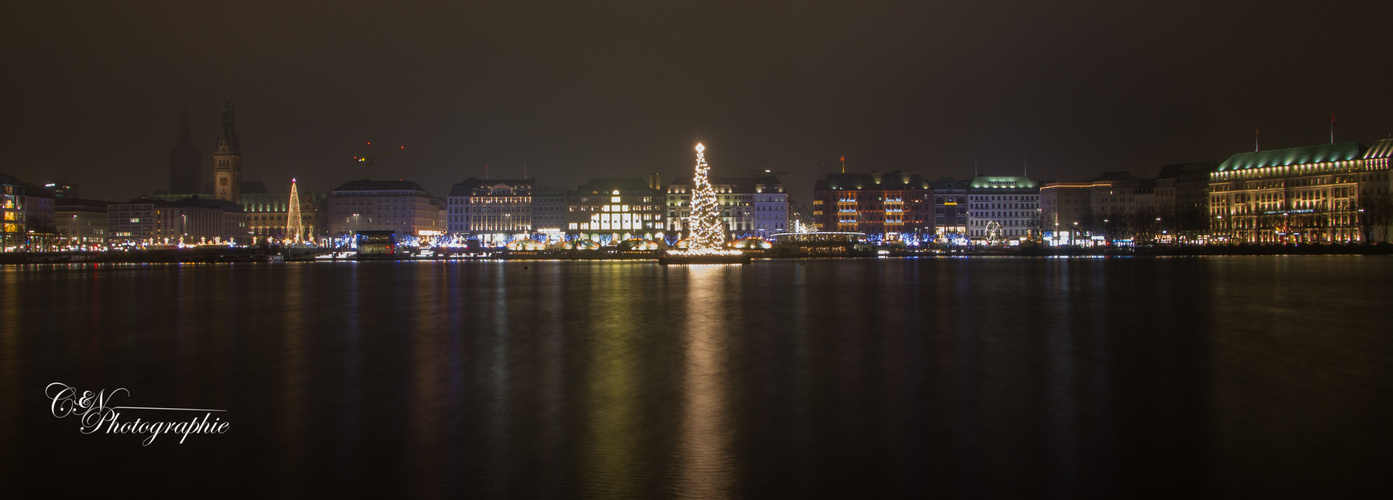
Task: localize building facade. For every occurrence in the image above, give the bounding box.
[811,172,932,236]
[447,178,533,244]
[1039,182,1093,237]
[931,177,969,240]
[327,180,446,238]
[1209,142,1372,243]
[241,190,322,242]
[108,197,248,246]
[56,199,108,247]
[967,176,1040,242]
[1154,162,1217,237]
[567,178,664,241]
[666,176,788,238]
[1,174,25,250]
[107,200,155,245]
[532,186,569,237]
[1359,139,1393,242]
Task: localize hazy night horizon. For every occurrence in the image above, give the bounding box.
[6,1,1393,202]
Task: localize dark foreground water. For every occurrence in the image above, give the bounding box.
[2,257,1390,498]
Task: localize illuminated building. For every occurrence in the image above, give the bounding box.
[108,197,248,246]
[447,178,533,245]
[1040,172,1184,243]
[1039,182,1092,233]
[239,189,322,242]
[1,174,25,250]
[107,200,154,245]
[154,179,309,241]
[1360,139,1393,242]
[967,176,1039,242]
[666,175,787,238]
[328,179,446,238]
[811,172,932,236]
[56,199,108,247]
[931,177,969,240]
[1208,141,1387,243]
[567,178,664,241]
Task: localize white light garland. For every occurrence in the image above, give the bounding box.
[668,143,743,256]
[286,178,305,244]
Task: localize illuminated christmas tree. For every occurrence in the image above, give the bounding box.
[687,143,727,251]
[286,178,305,243]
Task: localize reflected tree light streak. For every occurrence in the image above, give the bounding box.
[677,265,734,498]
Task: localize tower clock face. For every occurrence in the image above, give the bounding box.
[220,178,229,186]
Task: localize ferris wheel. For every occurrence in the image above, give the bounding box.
[985,221,1003,243]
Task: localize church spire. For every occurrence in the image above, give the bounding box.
[169,109,202,194]
[215,92,240,156]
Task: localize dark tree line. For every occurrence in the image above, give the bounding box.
[1357,194,1393,243]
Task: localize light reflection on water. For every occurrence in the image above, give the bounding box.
[676,265,735,498]
[1,257,1391,498]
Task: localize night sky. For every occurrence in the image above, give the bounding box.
[5,1,1393,203]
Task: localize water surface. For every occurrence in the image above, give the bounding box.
[2,257,1390,497]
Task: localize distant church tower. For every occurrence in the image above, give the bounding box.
[168,110,202,194]
[212,92,243,203]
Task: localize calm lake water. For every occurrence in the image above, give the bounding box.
[2,257,1391,498]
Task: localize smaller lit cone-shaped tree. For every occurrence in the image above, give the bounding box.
[687,143,727,252]
[286,178,305,244]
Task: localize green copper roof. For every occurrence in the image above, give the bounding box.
[1216,142,1365,172]
[1365,138,1393,159]
[968,176,1038,189]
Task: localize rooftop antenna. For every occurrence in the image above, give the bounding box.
[974,157,979,177]
[1023,155,1028,178]
[1255,123,1260,152]
[1330,111,1336,144]
[840,156,845,173]
[485,163,489,180]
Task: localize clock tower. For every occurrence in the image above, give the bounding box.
[212,92,242,203]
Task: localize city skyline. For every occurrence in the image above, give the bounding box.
[6,2,1393,203]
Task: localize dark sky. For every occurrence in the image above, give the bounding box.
[5,1,1393,202]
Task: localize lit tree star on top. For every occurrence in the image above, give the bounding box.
[286,178,305,244]
[687,143,728,251]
